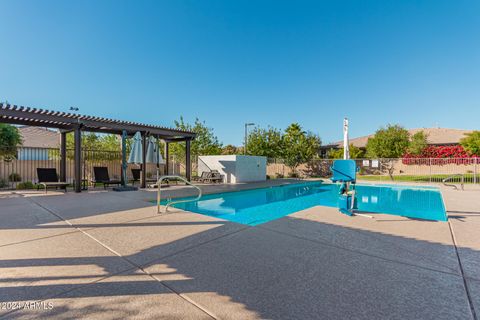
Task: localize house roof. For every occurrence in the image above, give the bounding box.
[18,126,60,148]
[326,128,474,149]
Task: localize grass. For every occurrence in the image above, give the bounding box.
[358,174,480,183]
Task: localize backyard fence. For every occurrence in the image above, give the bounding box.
[0,147,181,190]
[266,157,479,184]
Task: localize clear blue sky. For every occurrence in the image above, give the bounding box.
[1,0,479,145]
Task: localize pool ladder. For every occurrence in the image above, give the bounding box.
[157,175,202,213]
[442,174,464,191]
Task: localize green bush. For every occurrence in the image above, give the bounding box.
[16,181,35,190]
[275,173,284,179]
[0,178,7,188]
[288,172,298,178]
[8,173,21,182]
[266,175,271,180]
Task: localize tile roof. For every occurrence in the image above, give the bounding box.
[18,126,60,148]
[328,128,474,148]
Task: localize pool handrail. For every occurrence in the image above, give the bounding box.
[157,175,202,213]
[442,174,464,191]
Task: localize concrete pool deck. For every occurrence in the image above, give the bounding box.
[0,180,478,319]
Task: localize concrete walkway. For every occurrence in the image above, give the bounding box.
[0,181,478,319]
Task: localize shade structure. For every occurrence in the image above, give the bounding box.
[128,132,143,164]
[343,118,350,160]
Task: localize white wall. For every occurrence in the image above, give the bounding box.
[234,155,267,183]
[198,155,266,184]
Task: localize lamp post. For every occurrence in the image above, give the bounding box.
[244,123,255,155]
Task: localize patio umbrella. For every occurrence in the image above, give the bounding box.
[343,118,350,160]
[146,136,165,180]
[128,132,143,164]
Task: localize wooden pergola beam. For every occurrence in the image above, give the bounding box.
[0,104,196,140]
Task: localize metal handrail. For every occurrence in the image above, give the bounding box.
[442,174,464,191]
[157,175,202,213]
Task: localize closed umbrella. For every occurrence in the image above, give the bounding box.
[343,118,350,160]
[146,136,165,181]
[128,132,143,164]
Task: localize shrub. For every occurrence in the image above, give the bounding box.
[275,173,284,179]
[266,175,271,180]
[402,145,479,165]
[460,131,480,156]
[0,178,7,188]
[16,181,35,190]
[8,172,21,182]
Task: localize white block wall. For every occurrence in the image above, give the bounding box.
[198,155,267,184]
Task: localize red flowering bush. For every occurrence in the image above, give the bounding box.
[402,145,480,165]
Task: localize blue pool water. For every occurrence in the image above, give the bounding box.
[164,182,447,226]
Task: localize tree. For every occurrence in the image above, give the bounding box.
[460,131,480,156]
[366,124,410,180]
[328,144,365,159]
[281,123,321,174]
[169,117,223,161]
[222,144,239,155]
[246,126,283,158]
[64,132,122,160]
[0,124,22,160]
[407,131,428,155]
[66,132,121,151]
[365,125,410,158]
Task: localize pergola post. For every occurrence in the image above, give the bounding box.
[164,142,169,175]
[141,133,147,188]
[60,131,67,182]
[185,139,191,181]
[74,126,82,193]
[120,130,127,187]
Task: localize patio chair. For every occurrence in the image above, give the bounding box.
[131,168,141,185]
[211,170,224,183]
[36,168,69,194]
[200,170,224,183]
[92,167,122,189]
[196,171,212,183]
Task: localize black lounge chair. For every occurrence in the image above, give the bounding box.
[36,168,69,194]
[131,168,141,185]
[92,167,122,189]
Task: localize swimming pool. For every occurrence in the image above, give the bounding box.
[163,182,447,226]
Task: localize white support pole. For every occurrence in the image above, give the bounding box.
[343,118,349,160]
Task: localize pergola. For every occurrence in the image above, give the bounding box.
[0,103,196,192]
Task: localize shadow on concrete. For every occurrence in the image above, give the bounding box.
[1,209,478,320]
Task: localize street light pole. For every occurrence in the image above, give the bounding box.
[244,122,255,155]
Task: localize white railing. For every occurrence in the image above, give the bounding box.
[157,175,202,213]
[262,157,479,184]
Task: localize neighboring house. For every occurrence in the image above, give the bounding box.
[320,128,473,157]
[17,126,60,160]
